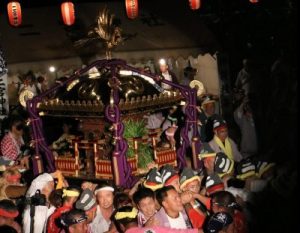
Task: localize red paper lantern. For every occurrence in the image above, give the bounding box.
[125,0,138,19]
[249,0,259,3]
[7,1,22,27]
[189,0,201,10]
[61,2,75,26]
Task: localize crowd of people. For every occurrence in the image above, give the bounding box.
[0,150,277,233]
[0,55,296,233]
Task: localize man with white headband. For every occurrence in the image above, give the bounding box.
[89,182,115,233]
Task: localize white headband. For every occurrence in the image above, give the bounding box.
[94,186,114,195]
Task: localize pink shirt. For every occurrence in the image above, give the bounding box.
[126,226,198,233]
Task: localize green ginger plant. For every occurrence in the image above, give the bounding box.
[123,119,153,169]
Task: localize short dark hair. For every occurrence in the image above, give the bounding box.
[155,186,175,207]
[49,189,63,208]
[8,116,24,131]
[60,209,86,230]
[211,191,238,214]
[0,225,17,233]
[0,199,18,212]
[113,192,132,209]
[37,76,45,83]
[113,206,137,229]
[132,187,155,206]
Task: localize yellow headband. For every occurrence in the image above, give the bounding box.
[62,189,80,198]
[115,208,138,220]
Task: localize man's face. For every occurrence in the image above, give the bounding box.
[204,103,215,116]
[159,64,168,73]
[138,197,156,219]
[163,189,183,213]
[204,157,215,174]
[185,179,201,194]
[96,190,114,209]
[215,128,228,142]
[69,221,88,233]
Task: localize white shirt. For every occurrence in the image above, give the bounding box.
[145,112,164,129]
[22,205,55,233]
[161,72,173,90]
[89,206,112,233]
[166,212,188,229]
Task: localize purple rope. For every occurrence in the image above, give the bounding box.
[104,63,137,188]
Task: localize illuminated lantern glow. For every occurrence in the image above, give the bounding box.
[189,0,201,10]
[249,0,259,3]
[7,2,22,27]
[61,2,75,26]
[125,0,138,19]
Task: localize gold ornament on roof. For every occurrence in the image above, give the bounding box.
[75,6,123,59]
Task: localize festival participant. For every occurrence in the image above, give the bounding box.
[47,187,80,233]
[113,205,200,233]
[0,116,29,169]
[198,143,217,175]
[198,96,219,142]
[152,186,192,229]
[0,199,21,233]
[0,168,26,201]
[22,173,56,233]
[158,59,179,90]
[89,182,115,233]
[133,187,157,227]
[60,209,88,233]
[208,117,243,162]
[204,212,235,233]
[210,191,247,233]
[75,189,97,226]
[180,167,209,229]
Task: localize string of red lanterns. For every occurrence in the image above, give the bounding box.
[125,0,139,19]
[7,1,22,27]
[189,0,201,10]
[61,2,76,26]
[5,0,260,27]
